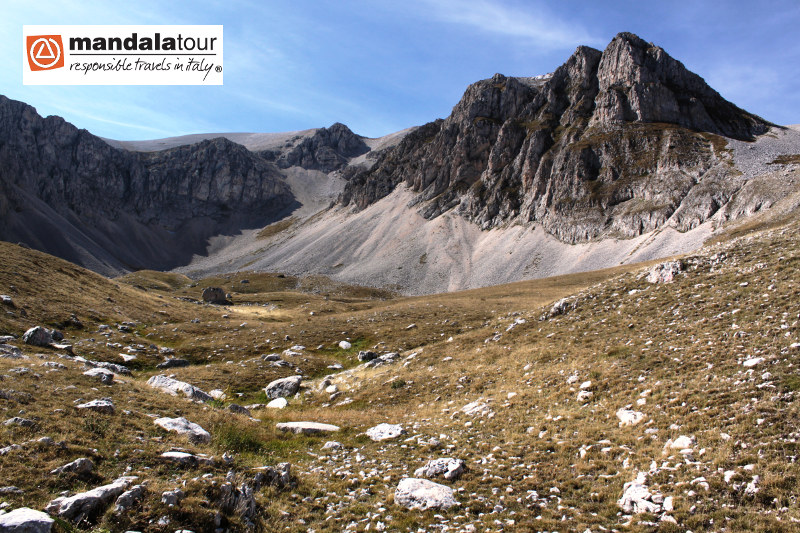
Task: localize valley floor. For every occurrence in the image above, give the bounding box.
[1,212,799,532]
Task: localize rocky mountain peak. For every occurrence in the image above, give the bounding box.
[338,32,774,242]
[591,32,768,138]
[261,122,369,172]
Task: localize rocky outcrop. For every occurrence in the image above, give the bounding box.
[339,32,773,243]
[0,96,295,274]
[259,123,369,172]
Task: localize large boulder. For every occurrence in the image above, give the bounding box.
[22,327,52,347]
[264,375,302,399]
[45,477,137,523]
[394,478,458,510]
[202,287,229,304]
[153,417,211,444]
[146,375,212,402]
[0,507,54,532]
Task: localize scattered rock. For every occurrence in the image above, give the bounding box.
[264,375,302,399]
[366,423,406,441]
[742,357,765,367]
[202,287,229,305]
[252,463,293,489]
[22,327,52,347]
[114,484,146,514]
[146,375,212,402]
[414,458,466,481]
[156,358,190,369]
[338,341,352,350]
[459,400,494,418]
[90,361,131,375]
[364,352,401,368]
[646,261,683,283]
[4,417,35,428]
[577,390,593,402]
[161,489,184,507]
[322,441,342,450]
[50,458,94,476]
[276,421,340,435]
[0,344,24,359]
[665,435,695,450]
[0,507,54,533]
[83,368,114,384]
[160,451,197,466]
[394,478,458,510]
[266,398,288,409]
[45,476,137,523]
[0,295,13,306]
[227,403,251,416]
[618,473,663,514]
[616,408,645,427]
[154,417,211,444]
[77,399,115,414]
[357,350,378,362]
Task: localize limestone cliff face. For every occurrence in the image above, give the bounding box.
[0,95,294,273]
[339,32,772,242]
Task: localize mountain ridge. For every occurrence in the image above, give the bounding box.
[339,32,773,243]
[1,32,798,295]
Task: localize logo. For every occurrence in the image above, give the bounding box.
[24,26,223,85]
[27,35,64,71]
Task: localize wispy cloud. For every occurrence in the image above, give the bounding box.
[415,0,601,49]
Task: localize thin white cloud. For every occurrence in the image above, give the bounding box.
[416,0,601,49]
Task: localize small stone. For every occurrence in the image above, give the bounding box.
[338,341,352,350]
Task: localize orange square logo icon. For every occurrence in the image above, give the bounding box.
[26,35,64,71]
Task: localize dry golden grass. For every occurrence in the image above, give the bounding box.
[2,215,800,531]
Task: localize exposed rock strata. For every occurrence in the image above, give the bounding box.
[340,32,772,242]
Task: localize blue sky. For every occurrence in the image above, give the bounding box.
[3,0,799,140]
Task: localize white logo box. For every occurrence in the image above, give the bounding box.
[23,25,223,85]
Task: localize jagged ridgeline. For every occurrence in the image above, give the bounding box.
[339,32,771,242]
[0,97,296,274]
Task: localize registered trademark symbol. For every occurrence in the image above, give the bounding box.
[215,66,222,73]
